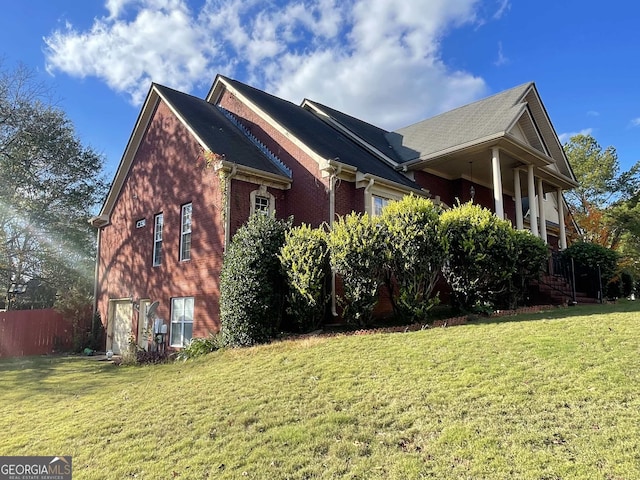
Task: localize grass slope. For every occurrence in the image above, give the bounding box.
[1,302,639,479]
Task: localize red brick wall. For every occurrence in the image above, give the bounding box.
[96,100,224,343]
[414,171,455,206]
[218,90,339,226]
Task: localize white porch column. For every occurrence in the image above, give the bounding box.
[557,187,567,250]
[527,165,539,237]
[537,178,547,244]
[491,147,504,219]
[513,168,524,230]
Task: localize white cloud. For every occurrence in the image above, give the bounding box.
[558,128,593,144]
[587,110,599,117]
[494,41,508,66]
[493,0,510,19]
[631,118,640,127]
[45,0,497,129]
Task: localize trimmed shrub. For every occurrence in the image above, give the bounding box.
[279,224,330,332]
[175,333,224,361]
[440,202,516,312]
[220,214,291,347]
[379,195,443,322]
[327,213,385,327]
[506,230,550,308]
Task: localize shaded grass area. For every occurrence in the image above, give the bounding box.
[1,301,639,479]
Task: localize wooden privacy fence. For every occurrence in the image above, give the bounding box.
[0,309,75,358]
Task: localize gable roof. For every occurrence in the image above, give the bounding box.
[91,83,292,227]
[213,76,421,190]
[391,82,534,162]
[154,84,289,178]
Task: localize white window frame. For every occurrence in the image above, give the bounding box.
[250,185,275,216]
[152,213,163,266]
[170,297,194,347]
[180,203,192,261]
[372,195,390,216]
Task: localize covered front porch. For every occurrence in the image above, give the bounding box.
[409,137,578,251]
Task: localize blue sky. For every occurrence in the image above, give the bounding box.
[1,0,639,179]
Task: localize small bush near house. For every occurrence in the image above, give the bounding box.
[379,195,443,322]
[606,269,635,299]
[279,224,330,332]
[327,213,385,327]
[175,333,224,361]
[440,202,516,312]
[562,241,619,298]
[220,213,291,347]
[503,230,550,308]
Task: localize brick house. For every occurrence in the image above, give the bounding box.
[91,75,577,353]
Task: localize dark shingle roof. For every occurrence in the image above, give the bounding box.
[302,100,407,164]
[220,77,420,189]
[154,83,289,178]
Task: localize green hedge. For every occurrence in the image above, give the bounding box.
[379,195,443,322]
[440,202,516,312]
[327,213,385,327]
[220,214,290,346]
[279,224,330,332]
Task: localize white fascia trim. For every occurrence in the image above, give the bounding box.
[355,172,428,198]
[215,160,291,190]
[400,132,507,169]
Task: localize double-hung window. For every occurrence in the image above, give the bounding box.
[180,203,192,261]
[373,195,390,216]
[152,213,163,266]
[254,195,270,215]
[170,297,194,347]
[250,186,275,216]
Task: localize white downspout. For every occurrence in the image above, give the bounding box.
[329,165,342,317]
[92,228,102,315]
[224,164,238,251]
[364,177,375,195]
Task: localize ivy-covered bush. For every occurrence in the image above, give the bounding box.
[279,224,330,332]
[220,213,291,347]
[379,195,443,322]
[505,230,550,308]
[440,202,516,312]
[327,213,385,327]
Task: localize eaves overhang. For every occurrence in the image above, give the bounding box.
[214,160,292,190]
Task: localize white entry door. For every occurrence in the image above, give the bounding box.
[108,300,133,354]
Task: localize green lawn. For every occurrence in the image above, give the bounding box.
[1,302,640,479]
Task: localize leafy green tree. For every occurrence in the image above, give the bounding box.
[279,224,330,332]
[564,134,640,248]
[379,195,443,322]
[0,62,107,309]
[327,213,385,327]
[220,213,290,346]
[440,202,516,312]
